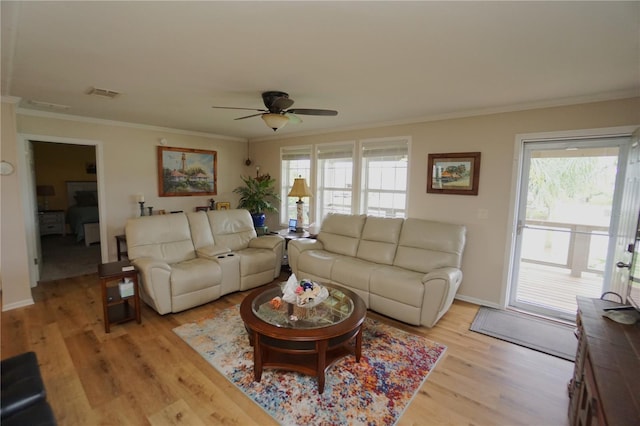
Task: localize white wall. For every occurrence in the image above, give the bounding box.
[251,97,640,307]
[1,99,34,309]
[3,97,639,310]
[1,108,252,310]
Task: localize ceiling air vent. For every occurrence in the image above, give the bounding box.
[86,87,120,99]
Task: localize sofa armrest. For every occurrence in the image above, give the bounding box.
[287,238,325,276]
[248,234,284,250]
[249,235,285,278]
[131,257,173,315]
[420,267,463,327]
[196,245,231,259]
[288,238,324,253]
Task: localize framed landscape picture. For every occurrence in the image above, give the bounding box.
[158,146,217,197]
[427,152,481,195]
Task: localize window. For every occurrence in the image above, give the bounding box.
[316,143,355,221]
[360,139,408,217]
[280,146,311,224]
[279,137,409,226]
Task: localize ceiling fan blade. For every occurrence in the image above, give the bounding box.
[212,106,267,112]
[234,113,264,120]
[284,113,302,124]
[271,97,294,112]
[287,108,338,116]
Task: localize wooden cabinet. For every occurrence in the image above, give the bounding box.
[38,210,66,236]
[568,297,640,426]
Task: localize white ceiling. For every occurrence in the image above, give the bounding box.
[2,1,638,141]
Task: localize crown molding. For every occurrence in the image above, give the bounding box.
[250,90,639,142]
[15,107,247,142]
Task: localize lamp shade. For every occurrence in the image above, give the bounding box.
[36,185,55,196]
[262,113,289,131]
[288,177,312,200]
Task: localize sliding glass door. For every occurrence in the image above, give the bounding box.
[509,137,629,320]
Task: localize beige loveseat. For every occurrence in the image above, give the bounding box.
[125,209,284,314]
[288,213,466,327]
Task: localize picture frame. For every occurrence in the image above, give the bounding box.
[216,201,231,210]
[157,146,217,197]
[427,152,481,195]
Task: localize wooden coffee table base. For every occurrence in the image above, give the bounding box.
[240,283,367,394]
[247,325,362,394]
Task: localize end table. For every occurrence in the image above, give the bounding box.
[115,234,128,261]
[98,260,141,333]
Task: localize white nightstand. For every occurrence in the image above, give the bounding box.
[39,210,66,236]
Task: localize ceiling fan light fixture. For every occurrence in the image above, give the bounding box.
[262,113,288,131]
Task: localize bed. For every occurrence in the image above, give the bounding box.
[66,181,100,244]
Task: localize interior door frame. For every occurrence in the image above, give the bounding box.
[16,133,107,288]
[502,125,639,309]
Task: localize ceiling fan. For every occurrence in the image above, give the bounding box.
[212,91,338,131]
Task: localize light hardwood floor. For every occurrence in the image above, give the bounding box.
[2,272,573,425]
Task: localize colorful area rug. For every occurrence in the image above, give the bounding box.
[173,305,446,425]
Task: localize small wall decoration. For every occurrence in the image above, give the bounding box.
[427,152,481,195]
[158,146,217,197]
[216,201,231,210]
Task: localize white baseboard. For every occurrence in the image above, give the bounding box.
[2,298,35,312]
[455,294,503,310]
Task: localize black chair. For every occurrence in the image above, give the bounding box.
[1,352,56,425]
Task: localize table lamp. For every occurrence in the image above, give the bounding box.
[36,185,55,211]
[288,176,311,232]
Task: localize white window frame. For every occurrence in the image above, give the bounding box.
[359,137,410,218]
[315,141,357,223]
[279,136,410,228]
[280,145,312,225]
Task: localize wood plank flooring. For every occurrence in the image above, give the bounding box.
[1,272,573,425]
[517,262,602,314]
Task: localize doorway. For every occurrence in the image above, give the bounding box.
[32,141,101,281]
[17,133,106,288]
[509,136,630,321]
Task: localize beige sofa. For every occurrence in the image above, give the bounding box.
[288,213,466,327]
[125,209,284,314]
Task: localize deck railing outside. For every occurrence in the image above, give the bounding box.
[517,219,608,314]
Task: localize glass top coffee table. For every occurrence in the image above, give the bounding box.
[239,282,366,393]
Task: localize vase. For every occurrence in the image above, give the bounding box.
[252,213,266,228]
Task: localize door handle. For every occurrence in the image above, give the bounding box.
[616,261,631,269]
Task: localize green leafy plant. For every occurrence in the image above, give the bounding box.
[233,174,280,215]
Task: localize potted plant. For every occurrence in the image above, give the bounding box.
[233,174,280,227]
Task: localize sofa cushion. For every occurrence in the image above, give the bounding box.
[126,214,196,264]
[317,213,366,257]
[369,266,425,307]
[186,212,215,250]
[170,258,222,295]
[298,250,342,280]
[394,218,466,273]
[237,248,277,277]
[207,209,257,251]
[356,216,403,265]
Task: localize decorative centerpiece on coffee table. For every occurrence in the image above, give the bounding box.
[281,274,329,320]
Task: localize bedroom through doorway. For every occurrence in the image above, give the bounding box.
[32,141,101,282]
